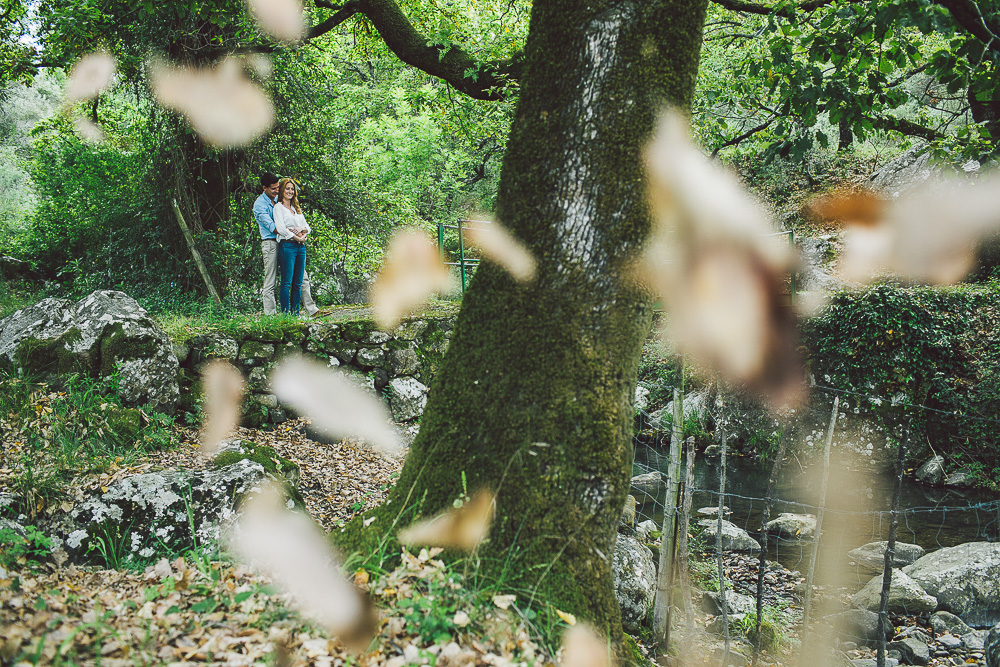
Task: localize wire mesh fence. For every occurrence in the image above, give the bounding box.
[629,384,1000,664]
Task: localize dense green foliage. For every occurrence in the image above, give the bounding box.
[804,282,1000,482]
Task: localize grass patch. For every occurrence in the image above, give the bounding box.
[0,371,180,520]
[0,280,45,319]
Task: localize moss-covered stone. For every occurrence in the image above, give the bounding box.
[339,320,375,343]
[106,406,142,440]
[99,323,158,376]
[212,441,304,507]
[15,328,88,376]
[238,341,275,364]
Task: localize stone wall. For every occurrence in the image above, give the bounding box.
[172,315,456,426]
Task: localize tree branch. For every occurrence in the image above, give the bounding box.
[709,0,843,18]
[710,116,777,157]
[351,0,521,100]
[308,0,362,39]
[870,115,947,142]
[933,0,1000,53]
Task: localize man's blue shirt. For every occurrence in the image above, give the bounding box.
[254,192,277,240]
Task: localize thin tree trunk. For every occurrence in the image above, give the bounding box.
[654,388,685,652]
[678,437,697,655]
[342,0,709,640]
[802,397,839,643]
[171,198,222,304]
[753,426,791,667]
[877,419,910,667]
[718,424,730,660]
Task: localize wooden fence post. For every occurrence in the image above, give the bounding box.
[717,422,731,661]
[678,437,697,654]
[877,417,910,667]
[653,388,685,654]
[802,396,840,641]
[753,426,791,667]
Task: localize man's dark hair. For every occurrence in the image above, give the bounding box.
[260,172,279,188]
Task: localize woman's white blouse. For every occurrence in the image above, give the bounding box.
[273,203,311,241]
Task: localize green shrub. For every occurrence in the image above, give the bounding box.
[0,525,52,571]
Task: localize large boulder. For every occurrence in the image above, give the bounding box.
[888,636,930,666]
[798,236,844,292]
[389,377,428,422]
[702,590,757,616]
[697,518,761,553]
[986,623,1000,667]
[46,459,278,564]
[848,541,926,570]
[828,609,892,646]
[903,542,1000,626]
[915,455,946,486]
[764,513,816,540]
[850,569,937,614]
[0,290,179,412]
[630,471,663,502]
[930,611,972,637]
[613,533,657,633]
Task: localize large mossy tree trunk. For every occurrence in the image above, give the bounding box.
[351,0,707,637]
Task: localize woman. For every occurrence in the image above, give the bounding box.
[273,177,310,315]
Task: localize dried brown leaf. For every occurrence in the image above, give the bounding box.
[642,110,803,409]
[371,229,454,329]
[270,355,402,454]
[149,57,274,148]
[65,52,116,105]
[226,481,376,649]
[464,219,536,282]
[397,490,494,551]
[247,0,306,42]
[200,361,245,455]
[821,179,1000,285]
[560,625,609,667]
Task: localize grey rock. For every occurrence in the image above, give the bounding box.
[915,455,946,486]
[326,344,357,365]
[355,347,386,368]
[897,626,932,643]
[659,390,707,426]
[612,533,656,633]
[392,320,427,341]
[366,331,390,345]
[630,471,663,501]
[619,495,637,534]
[944,470,972,488]
[962,631,986,652]
[904,542,1000,626]
[238,341,275,364]
[330,260,372,305]
[46,460,278,563]
[173,340,191,364]
[987,624,1000,667]
[0,517,27,537]
[697,519,761,553]
[851,660,899,667]
[703,444,720,458]
[707,612,746,636]
[634,385,650,412]
[868,147,948,198]
[888,636,930,665]
[765,512,817,539]
[931,612,972,637]
[636,519,658,542]
[798,237,844,292]
[389,348,420,376]
[849,541,926,570]
[247,366,271,391]
[372,368,389,390]
[388,377,428,422]
[269,408,288,424]
[251,393,278,409]
[828,609,892,646]
[698,506,730,516]
[702,590,757,616]
[850,569,937,614]
[0,290,179,412]
[198,333,239,361]
[937,635,963,650]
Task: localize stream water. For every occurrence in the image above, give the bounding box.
[633,447,1000,588]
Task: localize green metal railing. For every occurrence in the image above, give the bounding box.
[437,219,490,293]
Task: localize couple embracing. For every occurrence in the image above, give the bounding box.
[254,172,318,316]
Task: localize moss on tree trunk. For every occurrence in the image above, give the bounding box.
[341,0,707,642]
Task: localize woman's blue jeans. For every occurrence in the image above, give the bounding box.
[278,241,306,314]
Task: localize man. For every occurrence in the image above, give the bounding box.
[254,172,320,316]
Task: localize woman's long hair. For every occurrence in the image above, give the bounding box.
[277,178,302,214]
